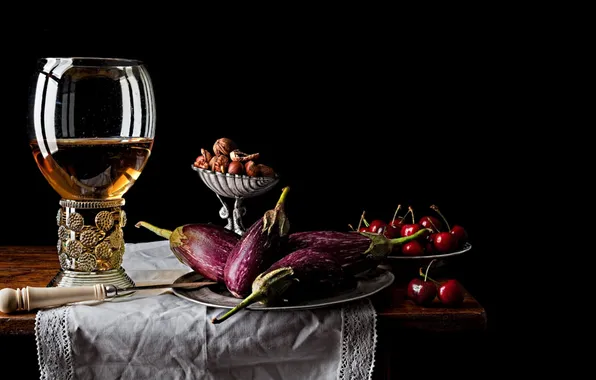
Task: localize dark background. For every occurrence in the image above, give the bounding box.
[2,21,505,341]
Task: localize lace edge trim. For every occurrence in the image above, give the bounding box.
[337,298,377,380]
[35,306,74,380]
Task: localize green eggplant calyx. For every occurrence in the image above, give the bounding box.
[170,226,187,249]
[211,267,295,325]
[263,187,291,236]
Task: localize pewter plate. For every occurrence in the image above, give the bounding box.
[387,242,472,260]
[172,269,394,311]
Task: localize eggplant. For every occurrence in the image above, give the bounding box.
[223,186,291,298]
[212,248,345,324]
[135,221,239,282]
[284,228,432,275]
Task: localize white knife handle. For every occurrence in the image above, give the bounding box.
[0,284,106,313]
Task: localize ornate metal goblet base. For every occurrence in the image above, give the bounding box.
[52,198,135,289]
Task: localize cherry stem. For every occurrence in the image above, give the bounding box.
[401,208,411,225]
[424,259,437,281]
[426,218,441,233]
[363,218,370,227]
[430,205,450,231]
[419,267,441,285]
[391,204,401,223]
[409,206,415,224]
[357,211,366,231]
[348,224,355,231]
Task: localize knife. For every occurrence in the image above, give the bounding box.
[0,281,217,314]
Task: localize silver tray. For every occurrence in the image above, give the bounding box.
[171,269,394,311]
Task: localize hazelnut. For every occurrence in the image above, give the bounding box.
[245,160,260,177]
[209,155,217,171]
[213,138,238,156]
[257,164,276,178]
[228,161,245,175]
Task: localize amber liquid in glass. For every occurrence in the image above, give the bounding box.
[30,137,154,200]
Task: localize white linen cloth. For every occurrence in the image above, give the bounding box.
[35,240,377,380]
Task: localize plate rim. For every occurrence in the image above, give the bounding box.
[171,269,395,311]
[386,242,472,260]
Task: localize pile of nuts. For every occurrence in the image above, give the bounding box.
[193,137,276,178]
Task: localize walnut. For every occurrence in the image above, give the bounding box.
[193,148,213,169]
[213,155,230,173]
[213,138,237,156]
[230,150,260,162]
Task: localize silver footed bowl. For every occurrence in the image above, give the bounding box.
[192,165,279,198]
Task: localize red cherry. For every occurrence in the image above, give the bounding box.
[358,226,370,232]
[401,240,425,256]
[432,232,457,253]
[368,219,387,234]
[450,225,468,245]
[400,223,421,237]
[418,216,443,232]
[438,279,464,306]
[383,224,401,238]
[407,278,437,306]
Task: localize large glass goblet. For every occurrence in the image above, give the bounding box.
[27,57,156,288]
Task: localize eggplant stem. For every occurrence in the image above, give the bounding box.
[388,228,432,246]
[135,221,172,240]
[211,291,266,324]
[277,186,290,206]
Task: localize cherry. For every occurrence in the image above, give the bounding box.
[450,225,468,246]
[384,204,404,239]
[400,206,422,237]
[438,279,465,306]
[418,216,443,232]
[432,232,457,253]
[430,205,467,252]
[407,261,437,306]
[368,219,387,234]
[358,226,370,232]
[402,240,425,256]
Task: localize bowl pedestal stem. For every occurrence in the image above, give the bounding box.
[216,194,247,236]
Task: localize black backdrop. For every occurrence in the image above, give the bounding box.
[2,23,501,335]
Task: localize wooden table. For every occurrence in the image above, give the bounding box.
[0,246,488,379]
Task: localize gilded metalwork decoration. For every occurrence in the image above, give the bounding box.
[110,244,124,268]
[120,210,127,227]
[58,225,71,241]
[94,241,112,260]
[58,253,70,269]
[65,239,84,258]
[108,228,123,248]
[56,209,64,226]
[95,210,114,231]
[56,199,130,273]
[80,227,105,248]
[96,258,111,271]
[74,253,97,272]
[66,212,84,232]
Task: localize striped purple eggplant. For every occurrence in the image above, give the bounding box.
[212,248,345,324]
[284,228,432,275]
[223,186,291,298]
[135,221,239,282]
